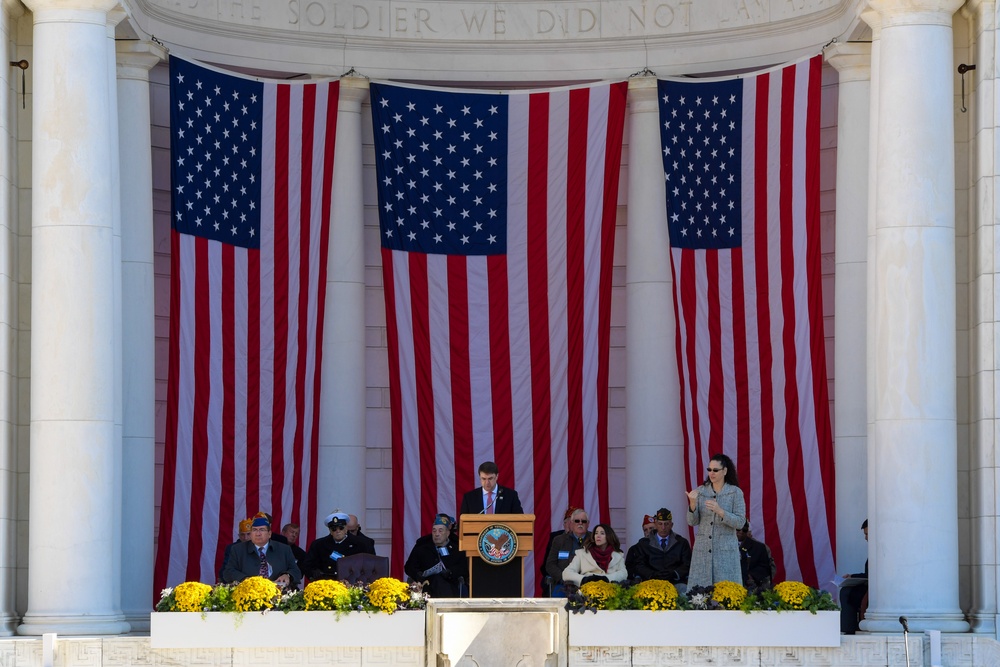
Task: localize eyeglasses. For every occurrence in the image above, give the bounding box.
[706,467,723,473]
[573,518,589,524]
[331,525,347,531]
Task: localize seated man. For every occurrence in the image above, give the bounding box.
[347,514,377,554]
[221,515,301,588]
[545,508,590,596]
[840,519,869,634]
[281,523,307,561]
[301,512,367,581]
[625,513,656,580]
[404,513,467,597]
[539,506,577,593]
[737,521,776,592]
[633,508,691,589]
[218,517,252,582]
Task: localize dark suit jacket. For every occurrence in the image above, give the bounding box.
[459,486,523,515]
[221,540,302,586]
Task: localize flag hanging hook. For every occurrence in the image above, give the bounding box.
[958,63,976,113]
[9,60,27,109]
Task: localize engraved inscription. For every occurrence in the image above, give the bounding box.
[149,0,841,40]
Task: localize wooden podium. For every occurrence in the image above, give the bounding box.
[459,514,535,597]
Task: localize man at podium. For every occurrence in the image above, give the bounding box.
[459,461,524,515]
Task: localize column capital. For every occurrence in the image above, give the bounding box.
[627,76,659,113]
[116,40,166,81]
[963,0,994,18]
[867,0,963,27]
[860,9,882,39]
[22,0,118,13]
[825,43,872,82]
[338,76,370,110]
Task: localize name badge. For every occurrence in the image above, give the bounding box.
[558,551,570,559]
[437,546,450,556]
[329,551,344,561]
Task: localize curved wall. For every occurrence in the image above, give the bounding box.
[124,0,867,80]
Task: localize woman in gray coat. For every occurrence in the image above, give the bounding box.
[686,453,746,588]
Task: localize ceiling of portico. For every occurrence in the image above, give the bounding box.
[118,0,869,82]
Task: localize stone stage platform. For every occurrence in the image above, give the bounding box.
[0,599,998,666]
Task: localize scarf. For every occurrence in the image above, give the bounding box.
[591,544,614,573]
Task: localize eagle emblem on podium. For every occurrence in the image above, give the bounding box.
[477,524,519,565]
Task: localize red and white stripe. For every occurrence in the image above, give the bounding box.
[155,77,339,592]
[385,82,626,593]
[671,56,835,588]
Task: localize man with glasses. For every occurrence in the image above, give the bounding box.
[632,508,691,590]
[544,508,590,596]
[301,512,366,581]
[221,515,301,588]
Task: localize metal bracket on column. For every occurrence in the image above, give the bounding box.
[9,59,26,109]
[958,63,976,113]
[629,67,657,78]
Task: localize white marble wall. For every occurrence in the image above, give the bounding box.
[0,635,997,667]
[963,0,1000,638]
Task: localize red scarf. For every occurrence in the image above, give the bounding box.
[591,544,614,573]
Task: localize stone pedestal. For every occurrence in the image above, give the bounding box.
[427,598,567,667]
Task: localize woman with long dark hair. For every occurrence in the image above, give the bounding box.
[686,453,746,588]
[562,523,628,586]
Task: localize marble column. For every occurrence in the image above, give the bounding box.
[964,0,999,637]
[861,6,882,612]
[318,78,369,535]
[862,0,968,633]
[17,0,130,635]
[116,39,165,633]
[624,77,686,544]
[0,0,21,637]
[105,5,124,634]
[824,43,871,580]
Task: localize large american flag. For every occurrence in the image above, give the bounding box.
[154,56,339,590]
[658,56,835,588]
[372,81,626,592]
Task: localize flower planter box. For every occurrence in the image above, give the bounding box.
[568,610,839,648]
[150,610,426,649]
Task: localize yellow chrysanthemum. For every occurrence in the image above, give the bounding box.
[233,576,280,612]
[172,581,212,612]
[711,581,748,610]
[303,579,351,611]
[366,577,410,614]
[774,581,812,609]
[579,580,618,609]
[631,579,679,610]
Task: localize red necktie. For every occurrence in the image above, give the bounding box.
[486,491,494,514]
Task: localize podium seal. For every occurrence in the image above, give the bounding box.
[477,523,518,565]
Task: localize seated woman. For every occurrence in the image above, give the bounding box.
[562,523,628,587]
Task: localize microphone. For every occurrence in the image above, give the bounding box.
[899,616,909,632]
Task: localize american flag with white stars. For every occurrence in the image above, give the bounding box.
[370,82,508,255]
[659,78,743,250]
[171,57,263,249]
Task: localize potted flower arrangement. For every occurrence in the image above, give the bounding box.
[566,580,840,648]
[151,576,427,649]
